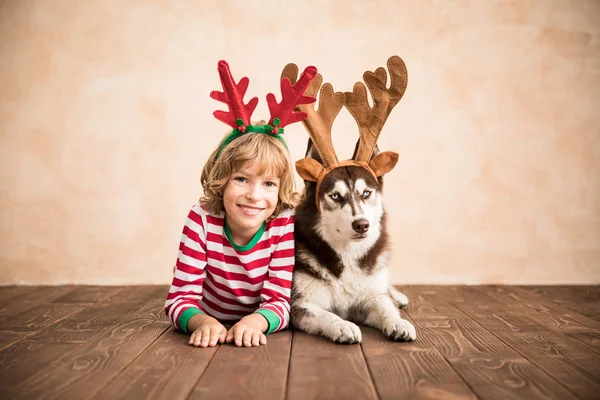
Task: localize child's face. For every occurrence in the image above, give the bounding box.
[223,161,280,244]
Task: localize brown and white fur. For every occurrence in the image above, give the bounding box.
[291,141,416,343]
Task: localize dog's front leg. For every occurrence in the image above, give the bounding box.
[293,304,362,344]
[389,286,409,309]
[363,295,416,341]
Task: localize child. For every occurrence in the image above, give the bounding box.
[164,60,317,347]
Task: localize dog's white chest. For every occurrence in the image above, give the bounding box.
[330,264,388,309]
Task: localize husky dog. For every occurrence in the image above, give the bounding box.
[284,56,416,343]
[291,143,416,343]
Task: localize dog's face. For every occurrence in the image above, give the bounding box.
[317,166,384,244]
[301,138,386,247]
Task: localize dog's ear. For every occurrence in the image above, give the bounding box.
[352,140,380,160]
[369,151,398,176]
[296,158,324,182]
[305,138,324,164]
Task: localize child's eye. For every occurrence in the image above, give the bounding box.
[265,181,278,188]
[233,177,247,183]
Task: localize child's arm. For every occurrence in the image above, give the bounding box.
[164,206,213,334]
[254,212,295,334]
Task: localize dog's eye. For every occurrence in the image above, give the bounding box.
[329,193,340,201]
[362,190,372,199]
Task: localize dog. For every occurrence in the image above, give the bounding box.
[286,56,416,344]
[290,141,416,343]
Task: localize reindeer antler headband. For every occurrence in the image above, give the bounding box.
[211,60,317,158]
[282,56,407,210]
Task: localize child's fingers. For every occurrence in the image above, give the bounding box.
[208,327,221,347]
[251,332,260,347]
[188,331,196,346]
[260,333,267,345]
[243,330,253,347]
[190,329,205,347]
[218,328,227,344]
[225,328,234,343]
[199,327,211,347]
[235,327,246,347]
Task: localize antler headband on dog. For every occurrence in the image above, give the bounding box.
[282,56,408,210]
[211,60,317,157]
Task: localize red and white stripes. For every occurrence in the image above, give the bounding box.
[165,204,294,332]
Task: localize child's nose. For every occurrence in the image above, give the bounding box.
[245,184,261,201]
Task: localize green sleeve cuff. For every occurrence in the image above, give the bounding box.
[178,308,205,333]
[255,309,281,334]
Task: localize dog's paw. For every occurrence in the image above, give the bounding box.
[326,320,362,344]
[383,318,416,342]
[390,290,409,309]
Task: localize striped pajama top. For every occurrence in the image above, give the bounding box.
[164,203,295,334]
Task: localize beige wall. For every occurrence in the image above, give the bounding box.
[1,0,599,285]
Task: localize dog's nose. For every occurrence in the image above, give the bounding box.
[352,219,369,234]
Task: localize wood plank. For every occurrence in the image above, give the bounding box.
[515,285,600,322]
[0,330,35,351]
[28,286,165,343]
[401,286,578,400]
[435,286,600,399]
[0,303,86,332]
[491,330,600,398]
[470,286,600,354]
[94,329,218,400]
[473,286,600,328]
[287,330,378,400]
[361,325,477,400]
[105,285,168,303]
[0,286,34,305]
[51,285,125,303]
[5,297,170,400]
[0,286,78,320]
[0,341,81,389]
[189,330,293,400]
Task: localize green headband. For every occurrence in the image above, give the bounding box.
[215,118,288,159]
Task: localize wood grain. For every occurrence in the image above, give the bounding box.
[51,285,125,304]
[287,330,378,400]
[8,298,169,400]
[0,285,77,320]
[190,330,293,400]
[1,285,598,399]
[433,285,600,399]
[402,286,579,400]
[514,285,600,323]
[0,340,81,392]
[94,329,219,400]
[0,330,35,350]
[361,325,477,400]
[28,286,165,343]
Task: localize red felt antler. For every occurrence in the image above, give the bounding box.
[210,60,259,128]
[266,66,317,128]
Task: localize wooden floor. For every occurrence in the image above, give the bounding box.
[0,285,599,400]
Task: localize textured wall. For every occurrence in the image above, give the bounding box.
[1,0,599,285]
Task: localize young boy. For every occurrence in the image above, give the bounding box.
[164,60,317,347]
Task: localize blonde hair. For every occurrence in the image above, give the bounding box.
[200,128,298,217]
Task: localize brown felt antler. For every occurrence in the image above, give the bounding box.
[344,55,406,176]
[285,56,407,210]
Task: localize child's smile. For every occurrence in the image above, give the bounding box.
[223,161,280,246]
[238,205,264,216]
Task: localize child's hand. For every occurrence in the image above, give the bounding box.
[226,314,268,347]
[189,315,227,347]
